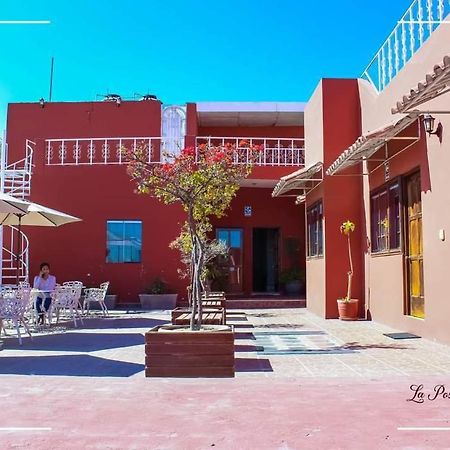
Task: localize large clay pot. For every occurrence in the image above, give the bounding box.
[337,298,359,320]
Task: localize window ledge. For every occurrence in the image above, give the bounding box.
[370,250,403,258]
[307,255,324,261]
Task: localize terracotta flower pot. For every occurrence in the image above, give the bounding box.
[337,298,359,320]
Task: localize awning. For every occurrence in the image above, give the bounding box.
[326,113,419,176]
[272,162,323,197]
[392,55,450,114]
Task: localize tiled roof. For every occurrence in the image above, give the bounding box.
[272,162,323,197]
[326,114,419,176]
[392,55,450,114]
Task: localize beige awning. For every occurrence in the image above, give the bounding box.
[326,114,419,176]
[392,55,450,114]
[272,162,323,197]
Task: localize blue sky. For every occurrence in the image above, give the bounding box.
[0,0,412,128]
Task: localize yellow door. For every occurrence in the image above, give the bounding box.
[406,172,424,318]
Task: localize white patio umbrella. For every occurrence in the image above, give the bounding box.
[0,193,81,283]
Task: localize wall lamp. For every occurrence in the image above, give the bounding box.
[423,114,436,134]
[423,113,443,141]
[39,97,45,108]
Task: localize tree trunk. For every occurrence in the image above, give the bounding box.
[187,210,205,330]
[346,234,353,300]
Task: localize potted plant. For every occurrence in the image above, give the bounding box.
[127,140,260,377]
[279,266,305,295]
[337,220,359,320]
[139,277,178,310]
[104,285,117,310]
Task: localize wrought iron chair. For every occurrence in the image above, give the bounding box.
[51,285,83,327]
[83,282,110,316]
[62,281,83,309]
[0,288,33,345]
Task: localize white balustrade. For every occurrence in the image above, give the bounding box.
[361,0,450,92]
[44,136,305,167]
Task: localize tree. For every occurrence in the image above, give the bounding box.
[126,141,261,329]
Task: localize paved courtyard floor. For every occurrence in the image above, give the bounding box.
[1,308,450,449]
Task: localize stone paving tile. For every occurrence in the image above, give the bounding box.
[1,307,450,379]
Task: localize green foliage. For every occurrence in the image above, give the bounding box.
[340,220,355,235]
[145,277,168,295]
[279,266,305,284]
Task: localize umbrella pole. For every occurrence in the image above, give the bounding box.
[15,215,22,286]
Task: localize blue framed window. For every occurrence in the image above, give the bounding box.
[106,220,142,263]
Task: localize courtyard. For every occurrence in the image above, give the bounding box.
[1,308,450,449]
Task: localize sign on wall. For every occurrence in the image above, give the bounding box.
[244,206,252,217]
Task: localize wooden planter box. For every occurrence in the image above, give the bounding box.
[145,325,235,377]
[171,307,226,325]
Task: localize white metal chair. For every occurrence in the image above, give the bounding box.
[83,282,110,316]
[51,285,84,327]
[0,288,33,345]
[63,281,83,309]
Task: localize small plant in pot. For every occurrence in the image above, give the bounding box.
[279,266,305,296]
[139,277,178,310]
[337,220,359,320]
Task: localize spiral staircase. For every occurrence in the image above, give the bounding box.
[0,137,34,285]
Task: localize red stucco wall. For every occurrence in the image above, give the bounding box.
[6,101,306,302]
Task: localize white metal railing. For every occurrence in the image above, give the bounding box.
[362,0,450,92]
[3,139,34,198]
[1,226,29,284]
[0,138,34,285]
[44,136,305,167]
[44,137,183,165]
[196,137,305,166]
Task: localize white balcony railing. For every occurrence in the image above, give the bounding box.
[362,0,450,92]
[196,137,304,166]
[44,136,305,167]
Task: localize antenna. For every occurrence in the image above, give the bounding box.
[48,56,54,101]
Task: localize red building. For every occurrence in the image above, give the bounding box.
[3,0,450,346]
[272,3,450,345]
[4,100,306,304]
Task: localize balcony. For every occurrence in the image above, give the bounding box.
[361,0,450,92]
[44,136,305,167]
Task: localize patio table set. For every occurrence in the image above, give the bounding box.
[0,281,110,345]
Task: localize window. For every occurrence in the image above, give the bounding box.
[307,201,323,257]
[370,181,401,253]
[106,221,142,263]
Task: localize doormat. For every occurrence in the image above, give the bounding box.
[383,332,421,340]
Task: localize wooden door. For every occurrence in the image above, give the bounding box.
[405,172,424,318]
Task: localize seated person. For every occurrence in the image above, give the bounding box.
[33,262,56,324]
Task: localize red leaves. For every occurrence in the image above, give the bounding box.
[213,151,226,162]
[182,147,195,157]
[161,163,173,173]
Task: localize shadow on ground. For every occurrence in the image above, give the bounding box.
[340,341,409,350]
[2,332,145,352]
[235,344,265,352]
[0,354,144,377]
[235,357,273,372]
[80,317,168,330]
[254,323,305,329]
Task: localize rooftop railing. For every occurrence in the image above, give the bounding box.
[44,136,305,167]
[361,0,450,92]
